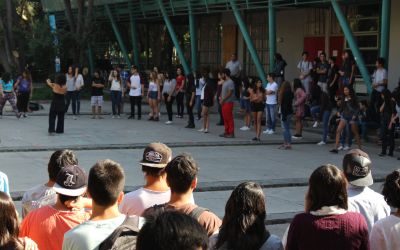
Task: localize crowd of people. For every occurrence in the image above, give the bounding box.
[1,50,398,157]
[0,143,399,250]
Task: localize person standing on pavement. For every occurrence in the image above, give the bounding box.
[108,69,122,118]
[316,52,329,93]
[279,81,294,149]
[297,51,313,95]
[127,65,143,120]
[328,56,339,107]
[379,89,396,157]
[185,73,196,128]
[46,75,67,135]
[64,66,77,119]
[216,70,225,126]
[91,70,105,119]
[264,73,279,135]
[316,91,332,146]
[14,69,33,117]
[239,77,251,132]
[225,53,242,99]
[198,69,215,133]
[195,71,205,121]
[162,70,177,124]
[273,53,287,87]
[250,78,265,141]
[175,67,186,118]
[370,58,388,124]
[292,79,307,139]
[0,72,21,119]
[219,68,236,138]
[147,71,161,121]
[74,66,84,115]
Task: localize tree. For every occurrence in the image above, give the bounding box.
[62,0,94,65]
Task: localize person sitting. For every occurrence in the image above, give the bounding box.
[20,165,90,250]
[143,154,221,236]
[285,164,369,250]
[342,149,390,232]
[21,149,78,218]
[137,210,209,250]
[370,169,400,250]
[358,100,380,142]
[208,182,283,250]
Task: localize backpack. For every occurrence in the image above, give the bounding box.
[151,203,209,221]
[98,216,139,250]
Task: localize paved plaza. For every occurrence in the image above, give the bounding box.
[1,100,399,237]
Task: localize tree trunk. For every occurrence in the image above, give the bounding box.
[63,0,76,33]
[0,49,12,72]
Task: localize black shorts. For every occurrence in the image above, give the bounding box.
[251,102,265,112]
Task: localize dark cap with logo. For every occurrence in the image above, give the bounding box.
[53,165,87,196]
[139,142,172,168]
[342,149,373,187]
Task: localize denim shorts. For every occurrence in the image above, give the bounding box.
[240,99,251,112]
[148,91,158,99]
[340,114,356,124]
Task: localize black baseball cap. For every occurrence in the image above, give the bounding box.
[342,149,373,187]
[53,165,87,196]
[139,142,172,168]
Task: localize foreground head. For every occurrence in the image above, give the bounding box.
[48,149,78,182]
[342,149,372,187]
[0,191,22,249]
[382,169,400,209]
[88,159,125,207]
[306,164,348,212]
[53,165,87,207]
[165,154,198,194]
[137,211,208,250]
[139,142,172,178]
[216,182,267,250]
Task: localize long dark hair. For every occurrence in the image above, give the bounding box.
[293,78,304,91]
[215,182,268,250]
[0,192,23,250]
[279,81,292,105]
[2,72,11,83]
[306,164,348,212]
[251,78,265,94]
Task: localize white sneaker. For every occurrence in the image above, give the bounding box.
[267,130,275,135]
[112,115,115,119]
[165,121,173,125]
[263,129,270,134]
[117,115,121,119]
[240,126,250,131]
[313,121,318,128]
[73,115,77,120]
[338,145,344,150]
[198,128,205,132]
[343,145,350,150]
[317,141,326,146]
[204,129,209,133]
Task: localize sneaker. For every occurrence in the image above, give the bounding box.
[154,117,159,121]
[128,115,134,119]
[112,115,115,119]
[185,124,195,128]
[317,141,326,146]
[148,117,154,121]
[73,115,77,120]
[267,130,275,135]
[219,133,226,137]
[252,137,259,141]
[292,134,303,139]
[240,126,250,131]
[117,115,121,119]
[343,145,350,150]
[204,129,209,133]
[338,145,344,150]
[165,121,173,125]
[176,115,180,118]
[312,121,318,128]
[198,128,205,132]
[23,113,28,118]
[263,129,271,134]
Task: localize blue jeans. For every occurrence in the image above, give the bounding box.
[310,106,320,121]
[195,95,202,119]
[282,115,292,144]
[340,122,353,146]
[76,90,82,114]
[65,91,77,115]
[265,104,276,131]
[322,111,331,142]
[111,91,122,115]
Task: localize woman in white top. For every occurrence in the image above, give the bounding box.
[147,71,161,121]
[74,66,84,115]
[162,70,177,124]
[109,70,122,118]
[208,182,283,250]
[370,169,400,250]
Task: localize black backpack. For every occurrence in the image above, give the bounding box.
[98,216,139,250]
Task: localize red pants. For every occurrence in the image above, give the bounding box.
[222,102,234,135]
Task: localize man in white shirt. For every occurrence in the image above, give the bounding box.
[370,57,388,116]
[119,142,173,216]
[127,65,143,120]
[225,53,242,99]
[21,149,78,218]
[297,51,313,95]
[264,73,279,134]
[63,159,127,250]
[342,149,391,232]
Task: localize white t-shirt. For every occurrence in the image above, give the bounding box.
[148,81,158,92]
[225,60,242,77]
[196,78,206,96]
[62,214,126,250]
[110,79,121,91]
[370,215,400,250]
[373,68,388,92]
[265,82,278,105]
[66,74,76,91]
[0,171,9,196]
[75,74,84,90]
[119,188,171,216]
[297,60,313,80]
[21,184,57,218]
[347,185,391,232]
[129,74,141,96]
